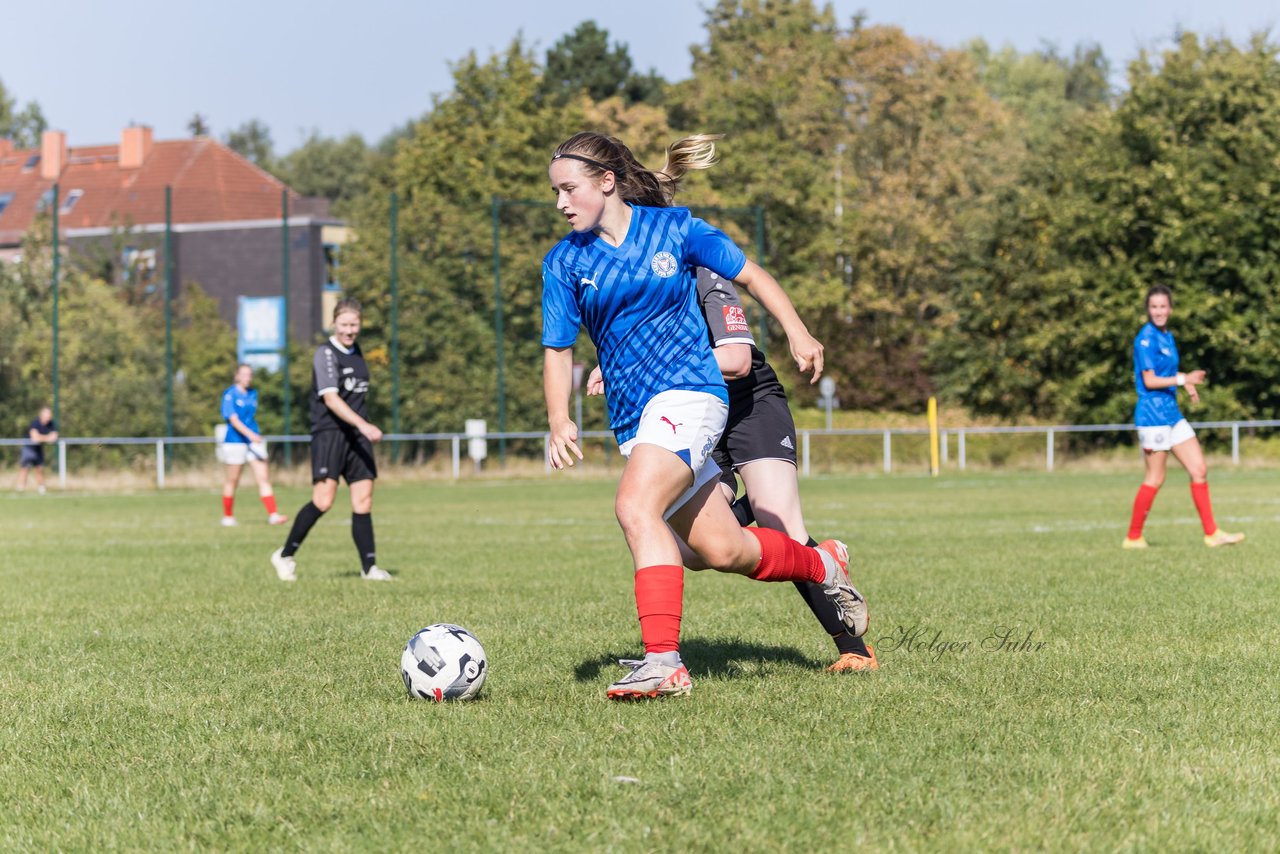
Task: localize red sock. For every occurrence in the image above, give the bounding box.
[635,565,683,655]
[747,528,825,584]
[222,496,234,517]
[261,494,278,515]
[1127,484,1158,539]
[1190,482,1216,535]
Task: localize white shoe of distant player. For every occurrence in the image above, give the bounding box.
[220,516,238,527]
[270,548,297,582]
[37,484,46,495]
[816,539,869,638]
[267,512,289,525]
[362,565,393,581]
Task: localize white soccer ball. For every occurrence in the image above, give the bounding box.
[400,624,488,702]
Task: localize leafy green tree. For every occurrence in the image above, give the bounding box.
[0,76,46,148]
[171,283,237,436]
[967,39,1110,151]
[339,40,594,435]
[225,119,275,166]
[936,32,1280,424]
[542,20,667,105]
[676,2,1017,409]
[274,132,372,213]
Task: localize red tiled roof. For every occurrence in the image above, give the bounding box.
[0,136,302,245]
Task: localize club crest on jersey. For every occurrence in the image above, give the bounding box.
[723,305,749,333]
[651,251,678,278]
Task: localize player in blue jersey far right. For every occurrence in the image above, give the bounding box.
[543,131,867,700]
[1123,285,1243,549]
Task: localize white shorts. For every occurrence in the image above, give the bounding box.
[619,390,728,520]
[1137,419,1194,452]
[222,441,268,465]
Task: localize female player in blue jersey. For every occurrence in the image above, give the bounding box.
[1123,285,1243,548]
[587,269,879,672]
[543,131,866,700]
[220,363,287,527]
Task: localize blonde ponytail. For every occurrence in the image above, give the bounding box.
[552,132,724,207]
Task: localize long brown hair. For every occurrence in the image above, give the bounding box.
[551,132,721,207]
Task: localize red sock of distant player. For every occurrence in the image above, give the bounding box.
[1190,482,1217,535]
[747,527,825,583]
[1127,484,1158,539]
[635,565,683,655]
[222,496,234,517]
[261,494,278,515]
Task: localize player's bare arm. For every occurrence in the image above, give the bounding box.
[1141,368,1206,390]
[731,259,824,382]
[227,414,262,444]
[322,392,382,442]
[544,346,582,469]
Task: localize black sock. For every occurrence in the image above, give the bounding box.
[352,512,376,573]
[282,502,325,557]
[797,537,871,656]
[730,495,755,527]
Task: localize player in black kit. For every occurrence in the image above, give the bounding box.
[696,269,876,671]
[271,298,391,581]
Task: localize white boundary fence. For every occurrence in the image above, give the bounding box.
[4,419,1280,488]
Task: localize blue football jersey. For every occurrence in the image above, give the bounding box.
[221,384,260,442]
[1133,322,1183,427]
[542,205,747,443]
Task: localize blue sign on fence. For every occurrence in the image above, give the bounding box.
[237,296,285,372]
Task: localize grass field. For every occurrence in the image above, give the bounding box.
[3,470,1279,850]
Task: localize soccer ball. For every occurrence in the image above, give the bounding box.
[400,624,488,702]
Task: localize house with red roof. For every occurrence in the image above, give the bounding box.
[0,126,345,344]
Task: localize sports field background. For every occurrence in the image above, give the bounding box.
[3,471,1278,850]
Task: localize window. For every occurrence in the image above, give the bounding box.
[35,188,54,212]
[0,192,13,218]
[21,154,39,172]
[60,189,83,214]
[323,242,342,289]
[122,246,158,288]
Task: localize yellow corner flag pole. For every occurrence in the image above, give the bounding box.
[928,396,939,477]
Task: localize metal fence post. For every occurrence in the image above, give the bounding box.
[1046,428,1055,472]
[544,433,552,474]
[959,429,966,471]
[1232,423,1240,465]
[155,440,165,489]
[280,190,292,467]
[58,440,67,489]
[451,436,460,480]
[940,430,948,465]
[801,430,810,477]
[883,430,892,474]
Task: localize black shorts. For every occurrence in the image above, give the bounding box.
[19,447,44,468]
[311,429,377,484]
[712,387,798,490]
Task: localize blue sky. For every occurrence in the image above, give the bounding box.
[5,0,1276,151]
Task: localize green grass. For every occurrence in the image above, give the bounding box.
[3,471,1279,851]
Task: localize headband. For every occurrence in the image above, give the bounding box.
[551,152,624,175]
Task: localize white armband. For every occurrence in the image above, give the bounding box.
[1176,372,1186,387]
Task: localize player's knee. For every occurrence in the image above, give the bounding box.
[688,535,749,573]
[614,499,653,541]
[312,495,334,513]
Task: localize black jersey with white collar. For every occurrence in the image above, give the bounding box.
[310,338,370,433]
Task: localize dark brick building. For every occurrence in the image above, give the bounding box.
[0,126,344,343]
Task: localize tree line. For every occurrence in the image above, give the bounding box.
[4,0,1278,442]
